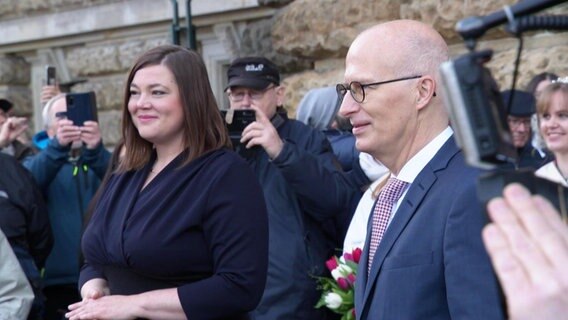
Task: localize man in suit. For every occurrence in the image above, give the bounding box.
[337,20,505,319]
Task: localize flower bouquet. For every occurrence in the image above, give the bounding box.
[315,247,362,320]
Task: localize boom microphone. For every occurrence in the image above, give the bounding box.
[456,0,567,41]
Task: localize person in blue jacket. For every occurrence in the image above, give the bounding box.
[225,56,360,320]
[23,92,110,320]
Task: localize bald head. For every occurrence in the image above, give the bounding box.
[339,20,450,173]
[350,20,449,81]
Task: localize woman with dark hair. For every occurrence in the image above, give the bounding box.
[526,72,559,97]
[66,45,268,319]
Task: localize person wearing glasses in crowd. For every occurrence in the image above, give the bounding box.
[225,57,359,320]
[502,89,552,170]
[338,20,504,319]
[22,93,111,320]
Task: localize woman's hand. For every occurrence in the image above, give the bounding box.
[80,278,110,301]
[66,295,140,320]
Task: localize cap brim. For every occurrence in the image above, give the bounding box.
[226,77,272,91]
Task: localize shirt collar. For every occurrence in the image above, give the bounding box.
[394,126,453,184]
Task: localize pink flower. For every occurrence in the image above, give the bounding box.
[337,277,350,290]
[352,247,362,264]
[325,257,338,272]
[343,252,354,262]
[347,273,356,285]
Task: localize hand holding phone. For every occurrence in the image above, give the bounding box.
[221,109,256,140]
[65,92,98,126]
[46,66,56,86]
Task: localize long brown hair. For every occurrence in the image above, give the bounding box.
[118,45,230,171]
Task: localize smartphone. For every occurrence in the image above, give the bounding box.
[46,65,56,86]
[220,109,256,139]
[65,92,98,126]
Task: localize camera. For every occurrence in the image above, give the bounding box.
[441,0,568,215]
[220,109,258,159]
[220,109,256,141]
[439,50,517,170]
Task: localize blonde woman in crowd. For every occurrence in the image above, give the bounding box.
[535,78,568,186]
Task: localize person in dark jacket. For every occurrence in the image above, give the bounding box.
[225,56,359,320]
[296,86,377,246]
[0,152,52,320]
[68,45,268,320]
[22,93,110,320]
[0,98,36,161]
[502,89,552,169]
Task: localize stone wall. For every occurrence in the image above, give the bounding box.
[273,0,568,115]
[0,55,32,116]
[0,0,120,19]
[0,0,566,147]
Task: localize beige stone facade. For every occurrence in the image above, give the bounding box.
[0,0,566,147]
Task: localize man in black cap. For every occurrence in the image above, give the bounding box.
[225,57,359,320]
[0,98,35,161]
[502,89,551,169]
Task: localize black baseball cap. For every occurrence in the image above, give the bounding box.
[501,90,535,117]
[226,57,280,91]
[0,99,13,112]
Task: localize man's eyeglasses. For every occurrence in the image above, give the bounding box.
[507,116,531,128]
[227,86,276,102]
[336,75,422,103]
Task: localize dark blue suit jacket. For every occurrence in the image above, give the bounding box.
[355,137,505,319]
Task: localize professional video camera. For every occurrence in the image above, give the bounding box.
[439,0,568,214]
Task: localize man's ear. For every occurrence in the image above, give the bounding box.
[416,76,436,110]
[275,85,286,106]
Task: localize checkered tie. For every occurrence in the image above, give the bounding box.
[367,177,408,274]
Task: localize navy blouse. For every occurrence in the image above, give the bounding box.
[80,149,268,319]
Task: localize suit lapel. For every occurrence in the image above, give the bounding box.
[359,137,461,313]
[355,214,372,319]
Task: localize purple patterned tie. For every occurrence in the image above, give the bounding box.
[367,177,408,274]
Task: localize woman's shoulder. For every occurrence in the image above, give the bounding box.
[198,148,247,168]
[185,148,251,180]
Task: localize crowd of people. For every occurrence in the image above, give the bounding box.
[0,17,567,320]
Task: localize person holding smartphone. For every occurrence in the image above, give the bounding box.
[22,92,111,320]
[225,57,360,320]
